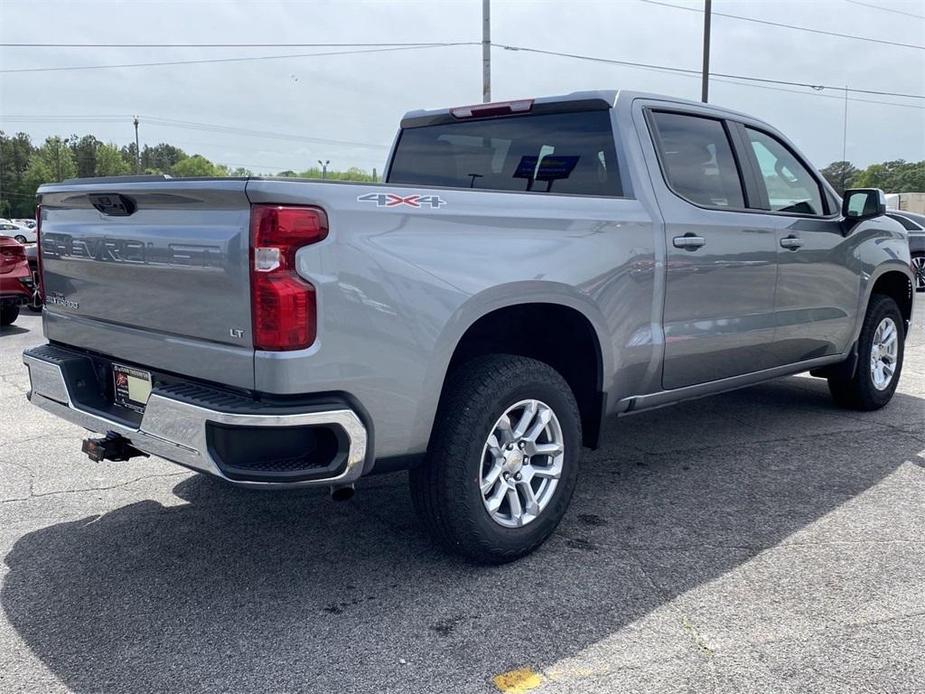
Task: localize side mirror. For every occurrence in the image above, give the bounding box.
[841,188,886,221]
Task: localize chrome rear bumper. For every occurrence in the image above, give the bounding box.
[23,345,368,489]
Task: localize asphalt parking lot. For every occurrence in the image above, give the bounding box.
[1,309,923,694]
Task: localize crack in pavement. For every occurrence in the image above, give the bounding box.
[628,549,718,662]
[0,470,189,505]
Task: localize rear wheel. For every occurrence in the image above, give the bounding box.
[828,294,904,410]
[410,355,581,563]
[912,253,925,292]
[0,304,20,326]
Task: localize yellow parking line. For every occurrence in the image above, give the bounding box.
[492,667,544,693]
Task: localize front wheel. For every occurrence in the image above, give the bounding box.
[410,355,581,564]
[828,294,905,410]
[14,235,27,244]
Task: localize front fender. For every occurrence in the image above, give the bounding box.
[851,220,915,342]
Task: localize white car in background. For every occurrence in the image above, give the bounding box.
[12,219,37,230]
[0,222,35,244]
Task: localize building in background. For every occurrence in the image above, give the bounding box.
[885,192,925,214]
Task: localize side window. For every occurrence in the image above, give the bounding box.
[651,111,745,209]
[745,128,824,215]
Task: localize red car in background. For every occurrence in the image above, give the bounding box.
[0,236,33,326]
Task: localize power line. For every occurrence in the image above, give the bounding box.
[709,75,925,111]
[0,41,473,48]
[4,36,919,102]
[638,0,925,50]
[0,114,391,149]
[495,44,925,100]
[142,116,389,150]
[0,43,479,74]
[843,0,925,20]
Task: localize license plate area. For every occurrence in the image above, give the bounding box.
[112,363,152,414]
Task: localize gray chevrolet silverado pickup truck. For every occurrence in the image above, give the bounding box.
[23,90,915,562]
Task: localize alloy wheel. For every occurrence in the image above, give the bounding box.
[479,399,565,528]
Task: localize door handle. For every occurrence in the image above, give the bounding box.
[780,235,804,250]
[673,234,706,250]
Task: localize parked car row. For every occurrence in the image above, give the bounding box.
[885,209,925,292]
[0,219,36,244]
[0,235,34,326]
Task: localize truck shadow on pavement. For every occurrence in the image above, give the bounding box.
[3,377,924,692]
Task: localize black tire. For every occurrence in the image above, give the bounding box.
[828,294,904,411]
[912,253,925,293]
[13,235,27,244]
[0,304,20,327]
[410,355,581,564]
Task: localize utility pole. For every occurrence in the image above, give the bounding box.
[318,159,329,179]
[53,137,62,181]
[482,0,491,103]
[133,115,140,173]
[841,84,849,193]
[701,0,712,103]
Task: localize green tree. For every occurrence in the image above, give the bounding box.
[0,131,37,217]
[295,166,376,181]
[121,142,139,172]
[170,154,218,177]
[96,142,131,176]
[71,134,102,178]
[24,137,77,194]
[820,161,859,194]
[142,143,187,173]
[853,160,925,193]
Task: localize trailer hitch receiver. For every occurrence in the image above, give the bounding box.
[81,432,149,463]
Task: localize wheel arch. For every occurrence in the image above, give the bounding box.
[418,284,613,452]
[864,263,914,336]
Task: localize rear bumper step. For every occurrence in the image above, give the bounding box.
[23,344,368,488]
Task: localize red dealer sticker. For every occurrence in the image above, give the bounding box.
[357,192,447,209]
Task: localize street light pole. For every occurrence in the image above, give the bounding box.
[701,0,712,103]
[318,159,329,179]
[482,0,491,103]
[133,115,140,173]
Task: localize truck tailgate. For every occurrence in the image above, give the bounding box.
[38,179,255,388]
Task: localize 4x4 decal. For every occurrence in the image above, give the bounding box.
[357,192,447,209]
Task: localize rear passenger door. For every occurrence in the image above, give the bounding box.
[732,124,858,364]
[646,109,779,389]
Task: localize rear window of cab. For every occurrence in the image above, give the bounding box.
[387,111,622,197]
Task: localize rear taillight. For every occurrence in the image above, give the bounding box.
[249,204,328,351]
[35,204,44,303]
[0,243,25,268]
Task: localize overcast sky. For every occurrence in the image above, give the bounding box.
[1,0,923,174]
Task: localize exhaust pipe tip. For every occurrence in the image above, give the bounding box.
[330,483,355,502]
